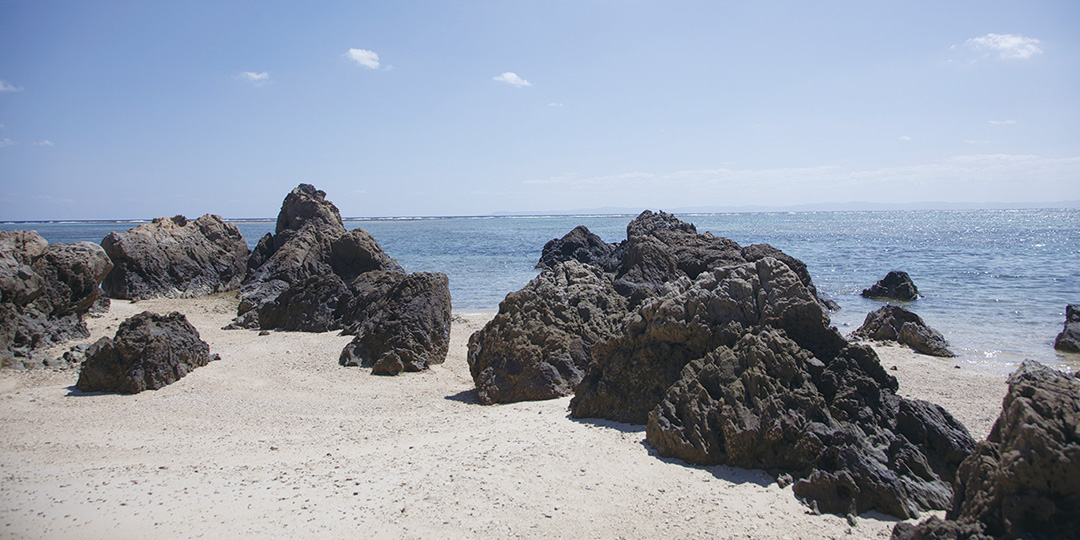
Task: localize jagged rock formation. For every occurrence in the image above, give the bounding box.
[468,261,628,404]
[1054,304,1080,352]
[75,311,218,394]
[893,361,1080,539]
[852,305,954,357]
[339,272,452,375]
[862,270,920,301]
[1,231,113,369]
[101,214,249,300]
[536,225,623,272]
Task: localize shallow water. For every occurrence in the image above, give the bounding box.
[6,209,1078,371]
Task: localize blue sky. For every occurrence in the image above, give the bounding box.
[1,1,1078,219]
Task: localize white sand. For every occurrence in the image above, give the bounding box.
[0,294,1008,539]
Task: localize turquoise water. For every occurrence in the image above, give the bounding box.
[5,210,1078,370]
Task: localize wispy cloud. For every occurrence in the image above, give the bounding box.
[548,102,564,108]
[239,71,270,85]
[965,33,1043,60]
[347,48,380,69]
[988,120,1016,125]
[494,72,531,87]
[0,80,23,92]
[899,135,911,141]
[34,140,55,147]
[0,138,15,147]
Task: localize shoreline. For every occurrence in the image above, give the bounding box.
[1,294,1010,539]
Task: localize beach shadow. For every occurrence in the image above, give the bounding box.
[444,388,480,405]
[566,414,644,435]
[65,385,108,397]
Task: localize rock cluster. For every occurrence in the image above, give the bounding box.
[852,305,954,357]
[101,214,249,300]
[468,261,628,404]
[1054,304,1080,352]
[231,184,452,374]
[535,226,623,272]
[1,231,113,369]
[893,361,1080,539]
[75,311,218,394]
[862,270,919,301]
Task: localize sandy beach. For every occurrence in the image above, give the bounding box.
[0,294,1008,540]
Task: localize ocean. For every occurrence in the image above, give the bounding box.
[4,209,1078,371]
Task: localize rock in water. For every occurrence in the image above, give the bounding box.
[861,270,920,301]
[1,231,112,368]
[339,272,451,375]
[893,361,1080,540]
[1054,304,1080,352]
[101,214,249,300]
[467,261,628,404]
[75,311,217,394]
[852,304,954,357]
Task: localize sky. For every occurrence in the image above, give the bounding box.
[1,0,1078,220]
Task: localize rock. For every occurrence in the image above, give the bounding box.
[862,270,919,301]
[571,257,847,425]
[1054,304,1080,352]
[536,225,623,272]
[894,361,1080,539]
[75,311,216,394]
[231,184,403,329]
[1,232,112,366]
[257,273,350,332]
[468,261,629,404]
[100,214,249,300]
[852,305,954,357]
[339,272,451,375]
[647,328,974,519]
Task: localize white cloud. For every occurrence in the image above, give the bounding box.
[494,72,531,87]
[347,48,380,69]
[0,138,14,147]
[965,33,1043,59]
[34,140,55,147]
[548,102,564,108]
[0,80,23,92]
[239,71,270,85]
[899,135,911,141]
[988,120,1016,125]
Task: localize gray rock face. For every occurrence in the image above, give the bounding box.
[468,261,629,404]
[570,257,847,425]
[101,214,249,300]
[1054,304,1080,352]
[339,272,452,375]
[853,305,954,357]
[1,232,112,368]
[647,329,974,519]
[536,226,622,272]
[862,270,920,301]
[75,311,217,394]
[893,361,1080,540]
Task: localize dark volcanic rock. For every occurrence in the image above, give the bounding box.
[571,257,847,425]
[1054,304,1080,352]
[646,328,974,519]
[257,273,350,332]
[101,214,249,300]
[1,231,113,368]
[468,261,629,404]
[75,311,217,394]
[339,272,451,375]
[536,226,622,272]
[893,361,1080,540]
[853,305,954,357]
[862,270,920,301]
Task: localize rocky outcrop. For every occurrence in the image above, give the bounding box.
[1,231,112,369]
[229,184,404,329]
[75,311,218,394]
[853,305,954,357]
[339,272,451,375]
[570,257,847,425]
[468,261,628,404]
[101,214,249,300]
[1054,304,1080,352]
[536,225,622,272]
[647,329,974,519]
[862,270,919,301]
[893,361,1080,540]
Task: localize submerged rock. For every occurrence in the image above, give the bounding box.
[1054,304,1080,352]
[861,270,920,301]
[76,311,217,394]
[893,361,1080,539]
[468,261,628,404]
[101,214,248,300]
[853,305,954,357]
